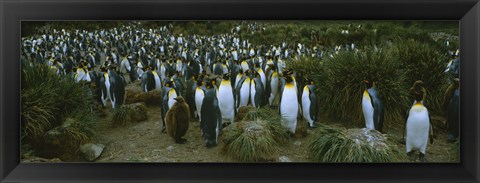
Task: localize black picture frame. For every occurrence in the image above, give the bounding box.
[1,0,479,182]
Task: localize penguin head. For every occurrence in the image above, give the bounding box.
[165,81,173,87]
[307,79,314,85]
[285,75,294,83]
[205,79,214,89]
[174,96,185,103]
[413,92,424,103]
[413,80,424,89]
[196,78,203,86]
[223,73,231,80]
[453,78,460,86]
[363,80,373,89]
[254,72,261,78]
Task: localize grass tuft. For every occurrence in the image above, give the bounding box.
[308,126,407,162]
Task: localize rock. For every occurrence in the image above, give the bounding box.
[22,157,63,163]
[80,143,105,162]
[346,128,388,151]
[278,156,292,162]
[166,146,174,151]
[293,141,302,146]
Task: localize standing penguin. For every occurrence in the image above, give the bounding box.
[108,65,126,109]
[279,75,299,134]
[302,79,317,128]
[99,66,110,108]
[362,80,384,133]
[405,95,434,162]
[266,64,279,106]
[218,73,235,125]
[141,66,155,92]
[235,70,251,110]
[166,96,190,144]
[201,81,222,147]
[161,81,178,132]
[195,78,206,122]
[250,72,265,108]
[444,78,460,142]
[254,62,267,91]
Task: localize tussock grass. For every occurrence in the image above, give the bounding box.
[313,48,409,125]
[308,125,407,162]
[222,107,290,162]
[223,121,278,162]
[21,62,98,159]
[111,105,135,127]
[392,38,449,112]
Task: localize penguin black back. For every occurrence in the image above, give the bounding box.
[201,81,222,147]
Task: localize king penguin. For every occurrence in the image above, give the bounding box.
[161,80,178,132]
[166,96,190,144]
[235,70,251,110]
[218,73,235,125]
[302,79,317,128]
[444,78,460,142]
[201,81,223,147]
[250,71,265,108]
[362,80,384,133]
[279,75,299,134]
[405,94,434,162]
[108,65,126,109]
[266,64,279,106]
[195,77,206,122]
[141,66,155,92]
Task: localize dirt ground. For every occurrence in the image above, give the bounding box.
[93,82,459,163]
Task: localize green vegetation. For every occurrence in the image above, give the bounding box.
[308,124,407,162]
[223,107,290,162]
[111,105,135,127]
[21,62,97,159]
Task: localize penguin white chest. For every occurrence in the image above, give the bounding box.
[235,74,242,88]
[168,89,178,110]
[250,79,257,107]
[259,70,266,90]
[239,78,251,107]
[152,71,161,90]
[160,65,166,79]
[302,86,313,123]
[280,85,298,133]
[362,90,375,130]
[269,73,279,105]
[195,88,205,121]
[218,81,235,123]
[406,105,430,153]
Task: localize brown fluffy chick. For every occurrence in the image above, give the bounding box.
[166,96,190,144]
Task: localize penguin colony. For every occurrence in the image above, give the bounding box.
[21,22,459,161]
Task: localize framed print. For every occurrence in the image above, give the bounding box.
[1,0,479,182]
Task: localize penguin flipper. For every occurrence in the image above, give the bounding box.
[278,78,286,114]
[403,109,409,143]
[309,86,317,121]
[429,114,435,144]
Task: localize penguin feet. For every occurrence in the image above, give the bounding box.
[161,126,166,133]
[175,138,187,144]
[407,151,414,162]
[419,153,427,162]
[308,123,317,129]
